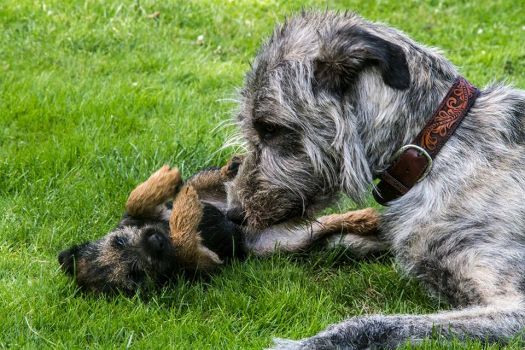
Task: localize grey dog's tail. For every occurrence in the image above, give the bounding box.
[271,304,525,349]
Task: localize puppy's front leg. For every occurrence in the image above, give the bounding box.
[314,208,379,237]
[317,208,388,257]
[246,208,384,256]
[169,185,223,270]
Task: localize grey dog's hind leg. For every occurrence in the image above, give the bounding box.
[270,302,525,349]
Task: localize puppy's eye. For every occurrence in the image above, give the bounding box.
[112,236,128,248]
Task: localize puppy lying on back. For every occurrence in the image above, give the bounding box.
[58,158,380,295]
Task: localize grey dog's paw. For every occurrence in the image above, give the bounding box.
[267,338,305,350]
[268,336,340,350]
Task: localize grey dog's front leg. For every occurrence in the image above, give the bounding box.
[269,305,525,349]
[270,315,423,350]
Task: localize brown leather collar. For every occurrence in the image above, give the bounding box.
[372,77,480,205]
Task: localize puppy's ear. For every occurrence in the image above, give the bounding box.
[314,28,410,92]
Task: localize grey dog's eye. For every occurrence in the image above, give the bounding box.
[262,123,275,134]
[254,120,278,140]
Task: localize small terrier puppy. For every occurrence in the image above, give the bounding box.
[58,158,379,295]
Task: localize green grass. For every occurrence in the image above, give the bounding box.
[1,0,524,348]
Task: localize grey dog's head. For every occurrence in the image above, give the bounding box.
[227,11,412,229]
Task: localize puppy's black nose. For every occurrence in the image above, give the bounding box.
[147,233,166,253]
[226,207,246,225]
[58,249,74,275]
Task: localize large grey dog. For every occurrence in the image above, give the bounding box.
[226,11,525,349]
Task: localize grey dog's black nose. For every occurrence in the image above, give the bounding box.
[226,207,246,225]
[147,233,166,253]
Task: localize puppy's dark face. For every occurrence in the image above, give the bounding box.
[58,217,180,295]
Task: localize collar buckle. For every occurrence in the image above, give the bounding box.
[393,145,433,182]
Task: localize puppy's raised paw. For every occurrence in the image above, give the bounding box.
[126,165,182,217]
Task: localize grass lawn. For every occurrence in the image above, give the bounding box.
[1,0,524,348]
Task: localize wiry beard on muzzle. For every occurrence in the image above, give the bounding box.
[233,148,339,229]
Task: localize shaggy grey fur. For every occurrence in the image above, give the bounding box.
[226,10,525,349]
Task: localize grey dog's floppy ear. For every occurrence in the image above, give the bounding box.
[314,28,410,92]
